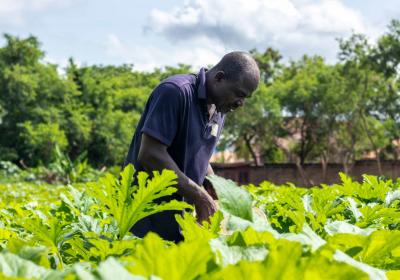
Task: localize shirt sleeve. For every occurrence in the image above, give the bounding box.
[141,82,183,146]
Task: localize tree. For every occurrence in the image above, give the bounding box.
[338,33,390,175]
[0,34,72,164]
[369,20,400,161]
[65,64,143,166]
[270,56,353,183]
[250,47,282,84]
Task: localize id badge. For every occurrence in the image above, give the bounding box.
[211,123,219,137]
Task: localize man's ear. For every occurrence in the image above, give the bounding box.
[214,71,225,82]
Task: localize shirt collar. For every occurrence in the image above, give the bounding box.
[197,67,207,100]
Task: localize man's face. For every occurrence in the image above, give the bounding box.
[212,73,256,114]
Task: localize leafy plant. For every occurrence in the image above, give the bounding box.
[1,168,400,279]
[86,164,192,239]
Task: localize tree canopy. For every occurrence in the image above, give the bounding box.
[0,19,399,172]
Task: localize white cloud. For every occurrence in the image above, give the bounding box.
[105,34,226,71]
[0,0,76,26]
[142,0,380,63]
[299,0,365,34]
[146,0,303,49]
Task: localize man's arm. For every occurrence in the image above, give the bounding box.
[138,133,217,222]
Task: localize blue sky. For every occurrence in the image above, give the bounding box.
[0,0,399,71]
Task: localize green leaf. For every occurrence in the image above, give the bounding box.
[175,211,222,243]
[326,233,367,257]
[203,261,269,280]
[72,264,97,280]
[387,270,400,280]
[303,247,369,280]
[385,190,400,206]
[0,251,50,279]
[227,227,276,247]
[96,257,145,280]
[221,207,276,234]
[6,241,51,269]
[207,175,253,221]
[333,250,387,280]
[358,230,400,270]
[87,165,192,238]
[125,233,212,280]
[209,238,268,267]
[262,238,304,279]
[281,223,326,252]
[13,210,67,269]
[346,197,363,222]
[325,221,376,236]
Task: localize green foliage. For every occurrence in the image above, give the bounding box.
[124,233,212,280]
[20,122,68,166]
[207,175,253,221]
[175,211,223,242]
[0,251,52,279]
[0,35,164,167]
[1,170,400,279]
[89,110,138,166]
[87,164,192,238]
[0,34,43,66]
[1,24,400,168]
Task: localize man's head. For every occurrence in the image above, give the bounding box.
[206,51,260,114]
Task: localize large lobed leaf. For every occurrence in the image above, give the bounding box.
[124,233,212,280]
[207,175,253,222]
[87,164,192,239]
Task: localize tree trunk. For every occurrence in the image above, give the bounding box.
[300,120,307,165]
[359,112,383,175]
[342,151,356,175]
[342,155,349,175]
[359,71,383,176]
[244,134,260,166]
[321,152,328,183]
[295,157,314,186]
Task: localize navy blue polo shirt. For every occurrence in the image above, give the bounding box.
[124,67,225,187]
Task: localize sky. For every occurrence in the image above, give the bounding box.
[0,0,399,71]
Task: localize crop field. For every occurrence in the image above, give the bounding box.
[1,165,400,279]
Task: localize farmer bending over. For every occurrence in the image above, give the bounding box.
[123,51,260,243]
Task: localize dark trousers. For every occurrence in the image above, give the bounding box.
[130,194,184,243]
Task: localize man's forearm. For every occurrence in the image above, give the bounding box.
[137,133,217,221]
[138,148,206,204]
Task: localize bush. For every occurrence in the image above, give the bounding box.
[20,122,68,165]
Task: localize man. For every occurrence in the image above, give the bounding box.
[123,51,260,242]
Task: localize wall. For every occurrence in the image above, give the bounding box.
[211,160,400,187]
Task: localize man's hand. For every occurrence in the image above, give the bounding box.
[194,188,218,223]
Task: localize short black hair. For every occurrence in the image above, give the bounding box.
[212,51,260,84]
